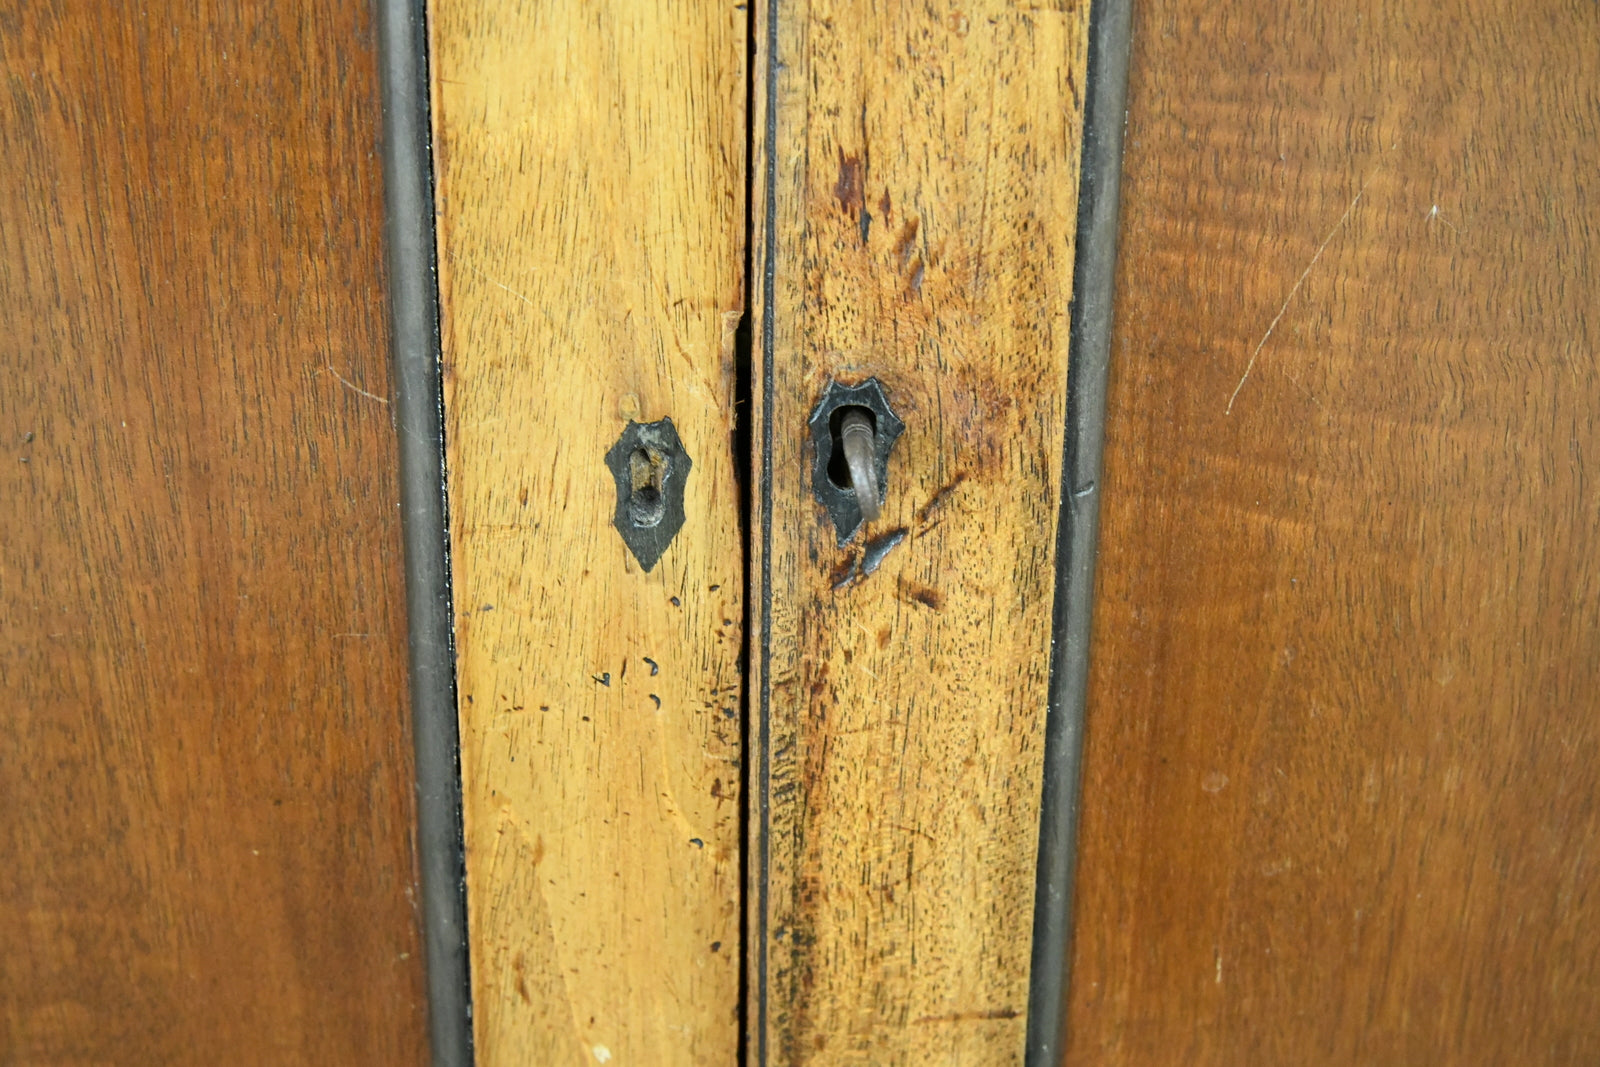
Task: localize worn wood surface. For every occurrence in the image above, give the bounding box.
[429,2,747,1062]
[1067,0,1600,1062]
[0,2,428,1062]
[749,1,1091,1062]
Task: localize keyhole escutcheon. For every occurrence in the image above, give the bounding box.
[809,378,904,544]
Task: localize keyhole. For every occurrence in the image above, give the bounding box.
[628,447,668,527]
[826,405,881,521]
[826,406,874,488]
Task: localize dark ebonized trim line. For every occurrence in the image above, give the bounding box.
[753,0,781,1062]
[1025,0,1134,1063]
[375,3,474,1064]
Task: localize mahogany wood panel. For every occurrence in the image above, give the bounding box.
[428,2,747,1062]
[1067,0,1600,1062]
[0,2,428,1062]
[749,1,1090,1062]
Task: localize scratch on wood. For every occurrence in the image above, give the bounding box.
[463,262,537,307]
[1226,173,1373,414]
[326,366,388,404]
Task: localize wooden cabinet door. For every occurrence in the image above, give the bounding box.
[425,0,1103,1060]
[1065,0,1600,1062]
[0,2,429,1062]
[425,0,1102,1062]
[10,0,1600,1063]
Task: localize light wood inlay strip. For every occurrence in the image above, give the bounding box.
[429,3,748,1062]
[749,1,1093,1061]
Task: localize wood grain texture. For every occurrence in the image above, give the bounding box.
[749,1,1090,1062]
[0,2,427,1063]
[1067,0,1600,1062]
[428,2,747,1063]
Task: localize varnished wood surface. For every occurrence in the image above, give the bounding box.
[0,2,428,1062]
[749,1,1091,1062]
[1067,0,1600,1062]
[429,2,747,1062]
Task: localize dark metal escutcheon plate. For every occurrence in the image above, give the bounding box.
[809,377,904,545]
[606,418,691,571]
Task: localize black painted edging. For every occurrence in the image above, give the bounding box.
[374,3,474,1064]
[753,0,781,1060]
[1025,0,1134,1063]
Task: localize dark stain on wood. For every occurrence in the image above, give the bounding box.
[897,578,944,611]
[917,472,968,527]
[515,962,531,1005]
[893,216,921,268]
[829,550,862,589]
[835,149,864,215]
[913,1007,1022,1025]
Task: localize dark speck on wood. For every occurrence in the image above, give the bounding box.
[835,150,863,215]
[893,216,920,267]
[900,578,944,611]
[592,672,611,686]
